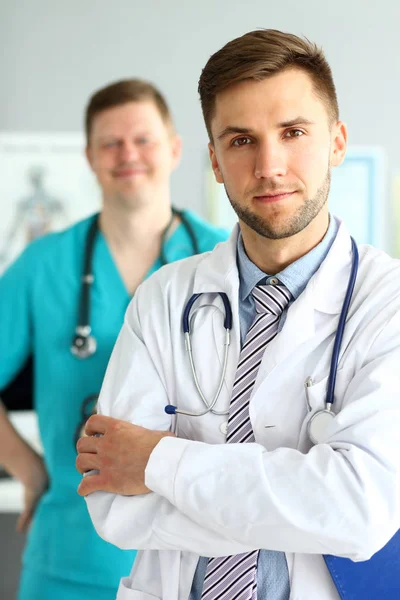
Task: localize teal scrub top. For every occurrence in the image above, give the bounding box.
[0,210,229,591]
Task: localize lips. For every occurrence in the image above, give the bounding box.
[113,168,146,178]
[254,191,295,203]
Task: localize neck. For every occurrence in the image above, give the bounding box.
[241,211,330,275]
[99,200,173,252]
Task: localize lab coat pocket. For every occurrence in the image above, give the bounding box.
[117,579,161,600]
[297,367,354,452]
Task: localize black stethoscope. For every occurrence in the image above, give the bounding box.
[165,238,359,446]
[70,207,200,359]
[72,207,200,447]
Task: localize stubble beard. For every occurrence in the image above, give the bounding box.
[225,170,331,240]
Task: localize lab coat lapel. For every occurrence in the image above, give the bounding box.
[193,226,241,399]
[311,219,354,315]
[255,220,355,380]
[211,282,241,399]
[190,220,354,392]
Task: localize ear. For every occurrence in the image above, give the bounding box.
[330,121,348,167]
[170,135,183,171]
[208,143,224,184]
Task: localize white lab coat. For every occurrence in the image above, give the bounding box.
[86,221,400,600]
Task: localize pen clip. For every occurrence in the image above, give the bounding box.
[304,377,313,411]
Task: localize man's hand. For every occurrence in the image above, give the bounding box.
[76,415,175,497]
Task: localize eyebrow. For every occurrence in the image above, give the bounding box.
[217,127,251,141]
[96,135,119,143]
[278,117,315,128]
[216,117,315,140]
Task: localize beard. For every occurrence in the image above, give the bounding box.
[225,169,331,240]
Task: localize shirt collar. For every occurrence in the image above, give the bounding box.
[237,215,339,302]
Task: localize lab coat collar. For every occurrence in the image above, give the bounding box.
[193,217,353,316]
[192,217,353,387]
[308,218,354,315]
[193,224,240,295]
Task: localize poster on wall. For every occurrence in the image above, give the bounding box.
[0,133,100,274]
[206,146,387,250]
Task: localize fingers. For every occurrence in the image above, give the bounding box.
[84,414,116,437]
[76,452,101,474]
[76,435,99,455]
[77,472,109,497]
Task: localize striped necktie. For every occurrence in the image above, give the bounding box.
[200,283,292,600]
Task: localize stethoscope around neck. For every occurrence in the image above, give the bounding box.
[70,207,200,359]
[165,238,359,445]
[169,292,234,417]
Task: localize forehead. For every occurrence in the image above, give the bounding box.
[211,69,329,135]
[90,101,167,138]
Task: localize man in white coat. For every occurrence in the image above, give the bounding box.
[76,30,400,599]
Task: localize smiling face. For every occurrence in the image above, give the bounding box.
[86,101,181,210]
[209,68,347,240]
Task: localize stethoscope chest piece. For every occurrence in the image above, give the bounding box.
[71,327,97,359]
[71,209,199,360]
[307,409,336,445]
[305,237,359,445]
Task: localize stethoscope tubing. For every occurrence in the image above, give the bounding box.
[325,238,359,408]
[71,208,199,359]
[166,237,359,420]
[166,293,232,416]
[169,329,230,417]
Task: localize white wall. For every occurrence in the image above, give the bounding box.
[1,0,400,234]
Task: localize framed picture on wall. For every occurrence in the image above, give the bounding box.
[0,133,100,274]
[206,145,387,250]
[328,146,386,248]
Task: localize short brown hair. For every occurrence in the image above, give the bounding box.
[85,79,174,143]
[198,29,339,140]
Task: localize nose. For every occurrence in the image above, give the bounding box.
[118,140,140,163]
[254,141,287,179]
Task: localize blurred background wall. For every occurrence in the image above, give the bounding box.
[1,0,400,249]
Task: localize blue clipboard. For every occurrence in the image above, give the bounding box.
[324,529,400,599]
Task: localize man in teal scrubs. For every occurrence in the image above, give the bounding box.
[0,79,228,600]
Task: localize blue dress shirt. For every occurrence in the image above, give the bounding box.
[190,215,339,599]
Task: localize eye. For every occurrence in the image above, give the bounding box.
[232,137,252,147]
[284,129,304,139]
[137,137,149,145]
[102,140,119,149]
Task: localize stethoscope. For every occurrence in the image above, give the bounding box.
[70,207,200,359]
[165,238,359,445]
